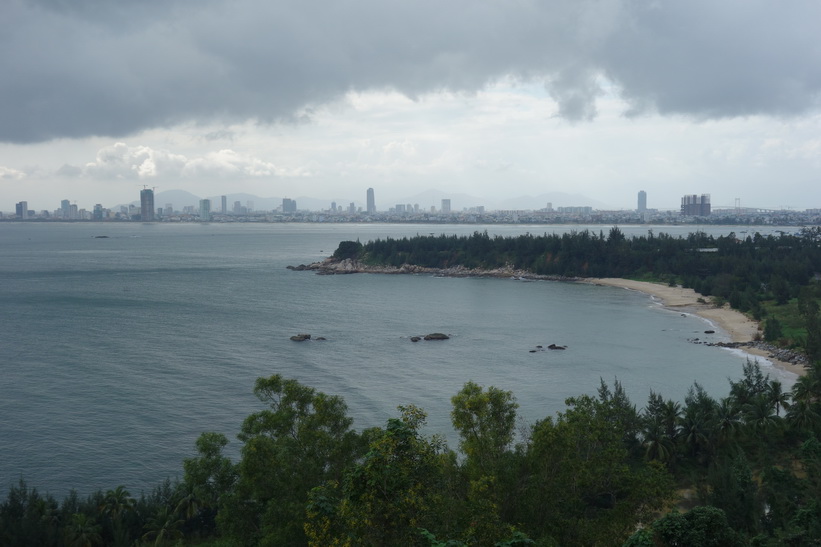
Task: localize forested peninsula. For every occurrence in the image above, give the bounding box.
[5,228,821,546]
[304,228,821,361]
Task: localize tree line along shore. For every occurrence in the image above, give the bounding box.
[5,227,821,546]
[6,365,821,546]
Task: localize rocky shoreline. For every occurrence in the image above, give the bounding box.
[691,339,809,369]
[287,257,578,281]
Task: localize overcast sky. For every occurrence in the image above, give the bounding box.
[2,0,821,212]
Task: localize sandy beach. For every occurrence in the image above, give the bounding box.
[584,278,806,377]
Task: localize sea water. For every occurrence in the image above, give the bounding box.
[0,222,796,498]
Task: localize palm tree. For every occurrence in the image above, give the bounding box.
[64,513,102,547]
[142,506,184,546]
[662,399,682,440]
[643,420,675,463]
[174,482,204,521]
[714,397,742,447]
[680,408,710,463]
[768,380,791,416]
[99,485,135,545]
[99,485,135,522]
[792,373,821,405]
[786,399,821,434]
[743,396,780,435]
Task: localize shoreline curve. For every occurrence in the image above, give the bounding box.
[583,278,806,378]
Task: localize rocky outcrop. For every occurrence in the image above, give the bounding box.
[408,333,450,342]
[689,339,809,368]
[287,257,578,281]
[290,334,312,341]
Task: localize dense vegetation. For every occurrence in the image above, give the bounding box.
[6,364,821,546]
[341,228,821,359]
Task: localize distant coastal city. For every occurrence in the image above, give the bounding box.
[4,187,821,226]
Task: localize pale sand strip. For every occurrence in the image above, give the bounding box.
[583,278,806,377]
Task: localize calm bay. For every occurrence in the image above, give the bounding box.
[0,222,797,498]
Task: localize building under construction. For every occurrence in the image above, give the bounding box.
[681,194,711,216]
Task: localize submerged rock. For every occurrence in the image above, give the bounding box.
[290,334,312,342]
[423,333,450,341]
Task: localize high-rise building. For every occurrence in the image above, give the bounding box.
[637,190,647,213]
[61,199,71,219]
[366,188,376,214]
[680,194,711,216]
[93,204,104,221]
[15,201,28,220]
[441,199,451,213]
[221,195,227,213]
[199,199,211,221]
[140,189,155,221]
[233,201,242,214]
[282,198,297,213]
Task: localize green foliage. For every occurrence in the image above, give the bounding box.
[332,240,363,260]
[644,506,745,546]
[316,406,452,546]
[220,374,366,546]
[450,381,518,477]
[522,384,673,545]
[14,363,821,546]
[764,317,784,342]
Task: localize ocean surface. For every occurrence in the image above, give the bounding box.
[0,222,797,499]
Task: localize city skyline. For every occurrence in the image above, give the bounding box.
[2,2,821,211]
[6,185,820,219]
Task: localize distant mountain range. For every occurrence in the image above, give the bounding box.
[126,188,610,212]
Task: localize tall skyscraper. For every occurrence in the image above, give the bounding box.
[221,195,227,213]
[441,199,451,213]
[61,199,71,219]
[282,198,297,213]
[15,201,28,220]
[199,199,211,221]
[140,188,155,221]
[637,190,647,213]
[366,188,376,214]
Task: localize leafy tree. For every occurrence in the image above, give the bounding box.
[450,381,518,477]
[523,391,672,545]
[333,240,363,260]
[219,374,365,546]
[707,455,761,535]
[631,506,744,546]
[181,431,237,525]
[312,405,452,546]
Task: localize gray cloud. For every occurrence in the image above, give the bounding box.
[2,0,820,144]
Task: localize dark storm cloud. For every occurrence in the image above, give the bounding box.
[2,0,820,144]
